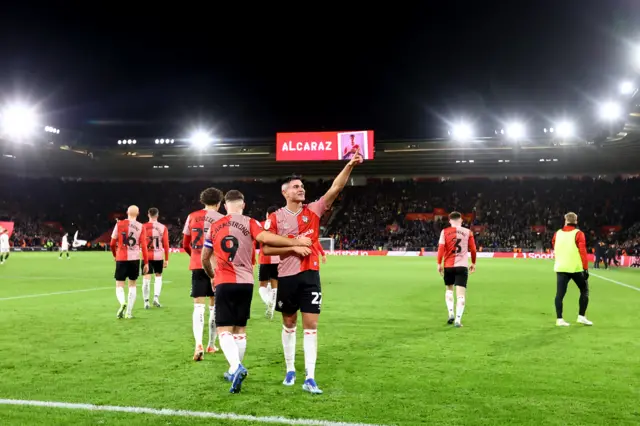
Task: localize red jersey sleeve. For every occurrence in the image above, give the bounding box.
[249,219,264,239]
[468,233,477,264]
[575,231,589,270]
[552,232,557,250]
[182,234,192,256]
[140,227,149,264]
[110,238,117,257]
[163,228,170,261]
[315,241,325,256]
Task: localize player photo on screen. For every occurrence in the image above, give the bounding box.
[337,131,368,160]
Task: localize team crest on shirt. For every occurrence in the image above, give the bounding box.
[302,216,309,223]
[283,222,290,229]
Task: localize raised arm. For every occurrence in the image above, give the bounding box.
[322,150,363,208]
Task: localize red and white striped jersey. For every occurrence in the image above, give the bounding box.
[111,219,149,263]
[144,221,169,261]
[437,226,477,268]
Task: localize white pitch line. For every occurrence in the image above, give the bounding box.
[0,287,112,301]
[0,399,389,426]
[591,273,640,292]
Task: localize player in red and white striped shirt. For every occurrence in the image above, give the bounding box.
[437,211,477,327]
[142,208,170,309]
[262,151,363,394]
[258,206,280,320]
[200,190,312,393]
[182,188,225,361]
[110,205,149,319]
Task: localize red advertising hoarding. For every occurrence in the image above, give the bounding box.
[276,130,374,161]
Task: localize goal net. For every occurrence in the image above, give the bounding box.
[319,237,335,252]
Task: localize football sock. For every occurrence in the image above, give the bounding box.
[234,334,247,362]
[282,326,296,372]
[142,278,151,302]
[455,296,466,322]
[445,290,454,318]
[116,286,125,305]
[154,276,163,298]
[126,287,137,315]
[219,331,240,373]
[192,304,205,347]
[208,305,217,348]
[303,329,318,380]
[258,286,269,304]
[270,288,278,304]
[66,252,70,258]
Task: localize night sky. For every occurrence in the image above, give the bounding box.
[0,1,638,141]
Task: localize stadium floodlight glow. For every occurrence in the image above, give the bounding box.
[505,122,525,140]
[619,81,636,95]
[599,101,623,120]
[450,123,472,141]
[555,121,575,138]
[44,126,60,134]
[190,130,213,148]
[1,104,38,139]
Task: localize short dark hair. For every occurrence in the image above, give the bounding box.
[224,190,244,202]
[267,205,278,215]
[200,187,223,206]
[449,211,462,220]
[148,207,159,217]
[282,175,303,185]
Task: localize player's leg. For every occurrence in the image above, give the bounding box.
[233,284,253,367]
[265,265,279,320]
[555,273,570,326]
[66,249,70,259]
[124,261,139,318]
[453,268,469,327]
[258,264,271,305]
[443,268,456,323]
[142,262,152,309]
[572,273,592,326]
[58,249,62,259]
[300,271,323,394]
[114,262,127,318]
[207,294,218,353]
[190,270,208,361]
[216,284,249,393]
[153,271,163,307]
[276,275,299,386]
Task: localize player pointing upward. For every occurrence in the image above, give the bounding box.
[437,212,477,327]
[182,188,224,361]
[111,205,149,319]
[262,150,363,395]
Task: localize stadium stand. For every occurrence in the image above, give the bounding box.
[1,176,639,255]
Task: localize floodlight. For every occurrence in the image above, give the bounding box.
[450,123,472,140]
[1,104,38,139]
[190,130,213,148]
[555,121,575,138]
[600,102,623,120]
[619,81,635,95]
[505,122,525,140]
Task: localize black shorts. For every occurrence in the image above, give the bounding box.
[143,260,164,275]
[115,260,141,282]
[215,283,253,327]
[443,267,469,288]
[276,270,322,315]
[258,263,279,282]
[191,269,215,298]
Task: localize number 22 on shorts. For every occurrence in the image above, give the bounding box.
[311,291,322,305]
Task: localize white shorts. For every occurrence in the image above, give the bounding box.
[0,246,9,253]
[61,245,69,251]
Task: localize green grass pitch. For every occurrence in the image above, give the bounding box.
[0,253,639,425]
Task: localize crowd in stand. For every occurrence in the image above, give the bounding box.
[1,176,639,255]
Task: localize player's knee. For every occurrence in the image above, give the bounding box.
[301,314,319,330]
[282,313,297,328]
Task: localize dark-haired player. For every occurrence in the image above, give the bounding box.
[182,187,224,361]
[262,151,363,394]
[437,211,477,328]
[258,206,280,320]
[142,207,170,309]
[201,190,312,393]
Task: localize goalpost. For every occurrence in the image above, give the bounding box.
[319,237,335,252]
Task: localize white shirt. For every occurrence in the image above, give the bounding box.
[62,235,69,248]
[0,234,9,247]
